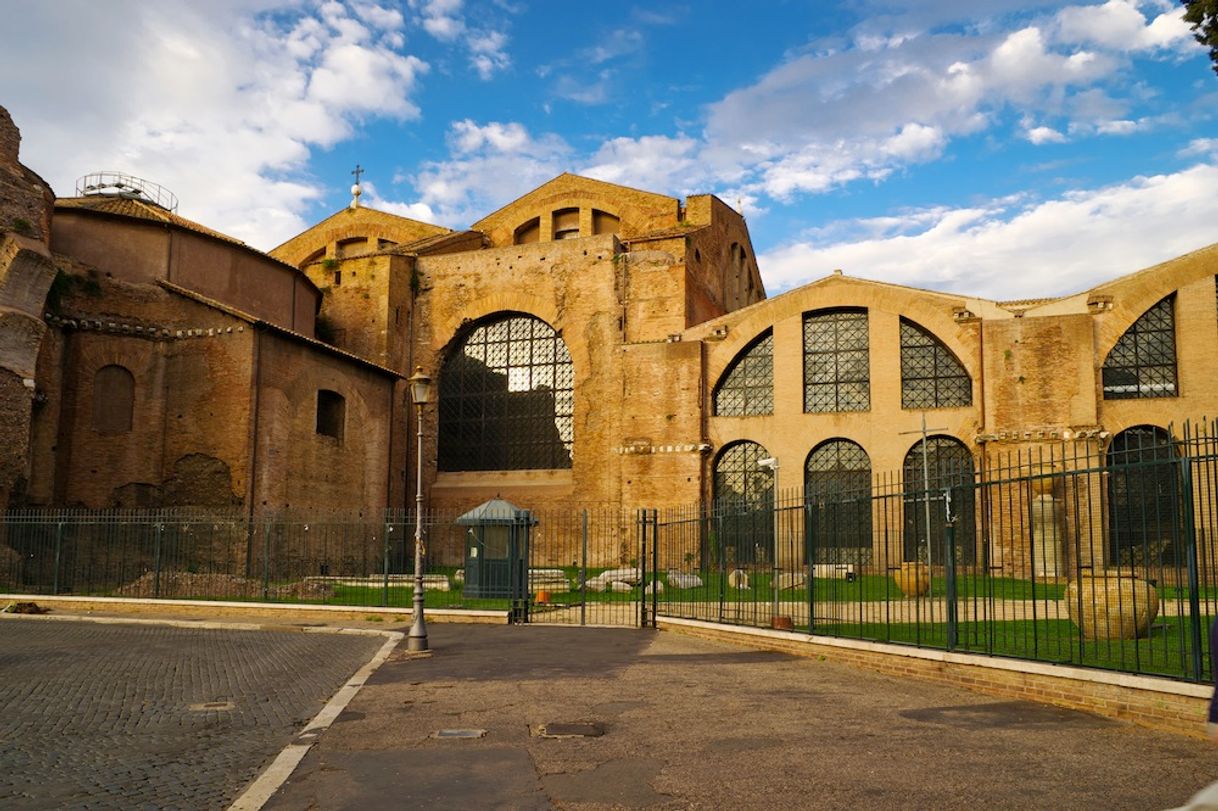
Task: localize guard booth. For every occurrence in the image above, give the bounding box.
[456,498,535,623]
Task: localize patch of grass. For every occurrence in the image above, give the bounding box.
[811,615,1210,680]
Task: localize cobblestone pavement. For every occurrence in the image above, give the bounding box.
[0,617,385,810]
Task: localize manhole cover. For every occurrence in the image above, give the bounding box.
[538,722,604,739]
[434,728,487,739]
[188,701,235,712]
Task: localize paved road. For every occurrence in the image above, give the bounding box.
[0,617,384,810]
[269,624,1218,811]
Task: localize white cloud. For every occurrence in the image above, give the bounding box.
[1025,124,1068,144]
[1180,138,1218,158]
[583,134,702,192]
[399,120,573,226]
[1054,0,1193,53]
[759,162,1218,300]
[410,0,512,79]
[467,30,510,79]
[0,0,428,250]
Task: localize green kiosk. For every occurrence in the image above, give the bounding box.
[456,498,536,622]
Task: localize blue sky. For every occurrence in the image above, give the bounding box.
[1,0,1215,300]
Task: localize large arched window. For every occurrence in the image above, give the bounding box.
[713,331,773,416]
[805,439,872,563]
[712,441,774,565]
[1107,426,1180,566]
[902,436,975,564]
[438,314,574,471]
[900,318,971,409]
[803,308,869,413]
[1102,295,1177,400]
[93,364,134,434]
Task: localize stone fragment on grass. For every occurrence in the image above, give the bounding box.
[666,571,702,589]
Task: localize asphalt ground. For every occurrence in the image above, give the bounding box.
[0,617,384,810]
[265,623,1218,811]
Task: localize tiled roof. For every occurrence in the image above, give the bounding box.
[55,196,248,247]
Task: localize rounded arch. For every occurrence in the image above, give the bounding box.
[1106,424,1179,566]
[438,312,574,472]
[92,364,134,434]
[712,440,774,566]
[899,317,971,409]
[433,292,560,352]
[805,438,872,564]
[712,329,773,417]
[1100,294,1177,400]
[902,435,975,564]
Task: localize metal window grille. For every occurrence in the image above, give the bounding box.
[899,318,972,409]
[712,441,775,565]
[902,436,975,564]
[1107,426,1180,565]
[803,309,870,413]
[1102,295,1178,400]
[438,314,574,471]
[805,439,872,562]
[713,331,773,416]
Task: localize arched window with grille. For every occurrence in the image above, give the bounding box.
[712,441,774,565]
[902,436,975,564]
[713,330,773,417]
[438,313,574,471]
[805,439,872,563]
[1106,425,1180,567]
[93,364,134,434]
[1102,295,1177,400]
[803,308,869,413]
[899,318,971,409]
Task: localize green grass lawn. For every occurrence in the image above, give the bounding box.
[810,615,1209,680]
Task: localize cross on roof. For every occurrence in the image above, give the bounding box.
[352,164,364,184]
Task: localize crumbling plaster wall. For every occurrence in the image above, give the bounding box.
[0,106,57,508]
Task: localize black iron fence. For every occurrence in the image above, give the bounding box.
[655,422,1218,683]
[5,422,1218,682]
[0,507,647,627]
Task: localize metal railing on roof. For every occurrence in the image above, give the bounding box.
[75,171,178,212]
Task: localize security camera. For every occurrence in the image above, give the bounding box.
[757,457,778,470]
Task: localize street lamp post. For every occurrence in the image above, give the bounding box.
[758,456,780,622]
[407,366,434,652]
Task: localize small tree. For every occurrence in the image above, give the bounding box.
[1184,0,1218,75]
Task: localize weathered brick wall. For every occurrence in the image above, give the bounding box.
[34,276,255,508]
[251,331,396,511]
[415,235,625,515]
[269,206,450,269]
[470,174,679,247]
[0,106,54,241]
[0,106,56,509]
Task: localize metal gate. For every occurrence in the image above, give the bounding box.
[519,508,657,627]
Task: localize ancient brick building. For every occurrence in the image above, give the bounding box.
[2,104,1217,573]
